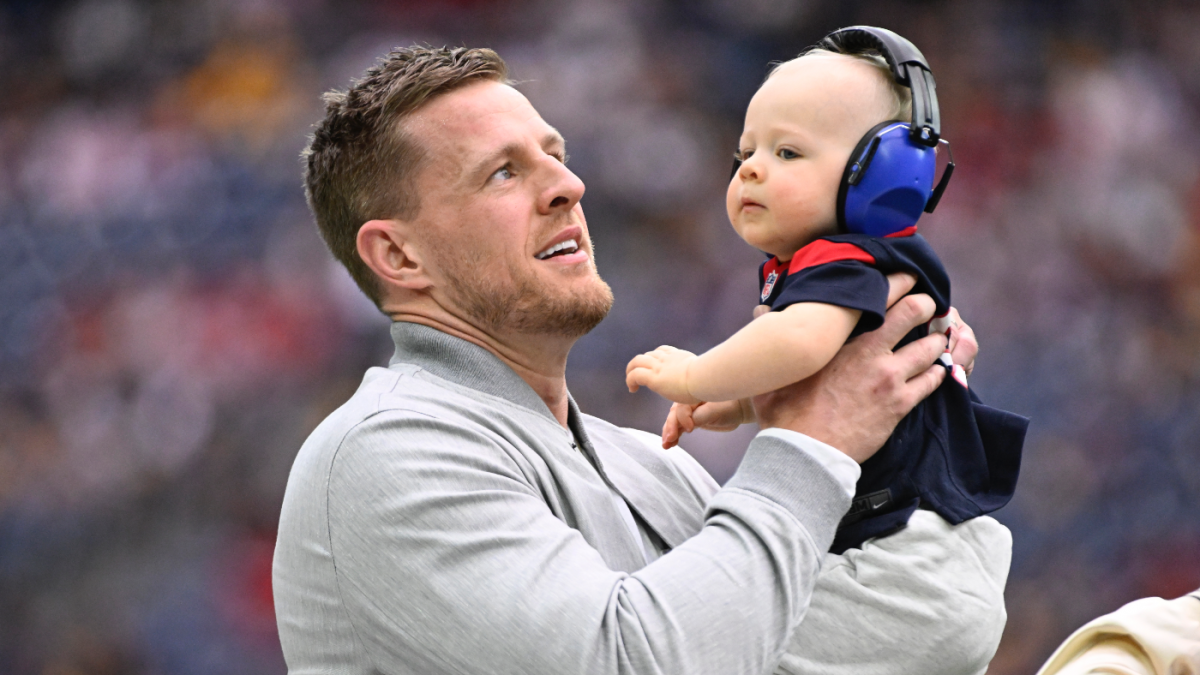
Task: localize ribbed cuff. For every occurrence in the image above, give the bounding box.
[756,428,860,499]
[723,434,854,551]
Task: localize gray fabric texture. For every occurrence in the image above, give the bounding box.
[778,509,1013,675]
[273,322,1009,675]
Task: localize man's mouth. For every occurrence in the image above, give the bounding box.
[535,238,580,260]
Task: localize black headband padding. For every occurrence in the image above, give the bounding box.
[818,27,929,83]
[818,26,941,146]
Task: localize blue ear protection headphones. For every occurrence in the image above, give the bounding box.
[732,26,955,238]
[825,26,954,236]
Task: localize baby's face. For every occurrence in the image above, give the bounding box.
[728,53,895,259]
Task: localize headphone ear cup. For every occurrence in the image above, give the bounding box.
[838,122,939,237]
[837,122,890,233]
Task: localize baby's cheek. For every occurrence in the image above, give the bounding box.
[724,184,740,225]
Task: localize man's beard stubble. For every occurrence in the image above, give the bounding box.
[430,236,614,339]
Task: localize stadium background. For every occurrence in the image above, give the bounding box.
[1,0,1198,672]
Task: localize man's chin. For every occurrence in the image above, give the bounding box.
[511,279,614,339]
[448,261,614,340]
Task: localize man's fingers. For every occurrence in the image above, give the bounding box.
[864,293,937,352]
[884,272,918,308]
[892,331,949,382]
[946,308,979,374]
[905,363,947,408]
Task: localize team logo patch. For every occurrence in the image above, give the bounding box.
[761,271,778,303]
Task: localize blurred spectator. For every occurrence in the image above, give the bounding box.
[1035,588,1200,675]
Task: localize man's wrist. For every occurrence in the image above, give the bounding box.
[722,432,855,552]
[756,428,860,499]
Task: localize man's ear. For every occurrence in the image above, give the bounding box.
[357,219,432,291]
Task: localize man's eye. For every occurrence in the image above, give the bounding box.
[490,166,514,181]
[778,148,800,160]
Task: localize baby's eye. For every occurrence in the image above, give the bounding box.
[735,148,753,161]
[777,148,800,160]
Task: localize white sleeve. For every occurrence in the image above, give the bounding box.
[776,510,1014,675]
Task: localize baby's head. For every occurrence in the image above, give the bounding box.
[728,49,913,259]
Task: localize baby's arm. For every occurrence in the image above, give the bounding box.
[661,399,754,449]
[626,302,861,404]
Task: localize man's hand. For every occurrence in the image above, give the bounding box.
[943,306,978,376]
[753,288,948,464]
[626,345,702,404]
[661,399,754,449]
[884,273,978,375]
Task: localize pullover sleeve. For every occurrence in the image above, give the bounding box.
[326,412,850,675]
[778,510,1013,675]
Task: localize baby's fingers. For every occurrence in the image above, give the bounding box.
[626,367,649,393]
[693,400,746,431]
[625,353,661,392]
[673,403,697,433]
[662,414,681,449]
[625,352,660,376]
[663,403,698,449]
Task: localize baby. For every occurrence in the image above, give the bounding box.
[626,27,1027,553]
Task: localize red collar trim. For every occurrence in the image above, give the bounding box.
[885,225,918,238]
[786,239,876,274]
[769,227,914,278]
[761,256,789,283]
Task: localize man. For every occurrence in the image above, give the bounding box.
[273,46,1010,675]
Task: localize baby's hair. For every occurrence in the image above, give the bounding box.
[766,48,913,123]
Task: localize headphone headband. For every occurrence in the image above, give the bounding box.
[819,26,941,147]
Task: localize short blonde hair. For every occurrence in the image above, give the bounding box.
[768,50,913,123]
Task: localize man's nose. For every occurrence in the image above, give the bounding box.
[539,158,585,214]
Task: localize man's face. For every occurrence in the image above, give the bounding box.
[402,81,612,338]
[727,53,893,259]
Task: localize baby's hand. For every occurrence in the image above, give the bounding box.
[661,399,754,449]
[625,345,700,404]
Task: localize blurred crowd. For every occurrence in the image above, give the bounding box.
[0,0,1198,673]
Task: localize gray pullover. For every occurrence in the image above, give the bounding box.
[273,322,1010,675]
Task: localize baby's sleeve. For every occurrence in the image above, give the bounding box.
[771,260,890,336]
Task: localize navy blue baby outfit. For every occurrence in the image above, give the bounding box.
[758,228,1028,554]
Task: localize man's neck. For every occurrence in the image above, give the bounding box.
[391,310,575,428]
